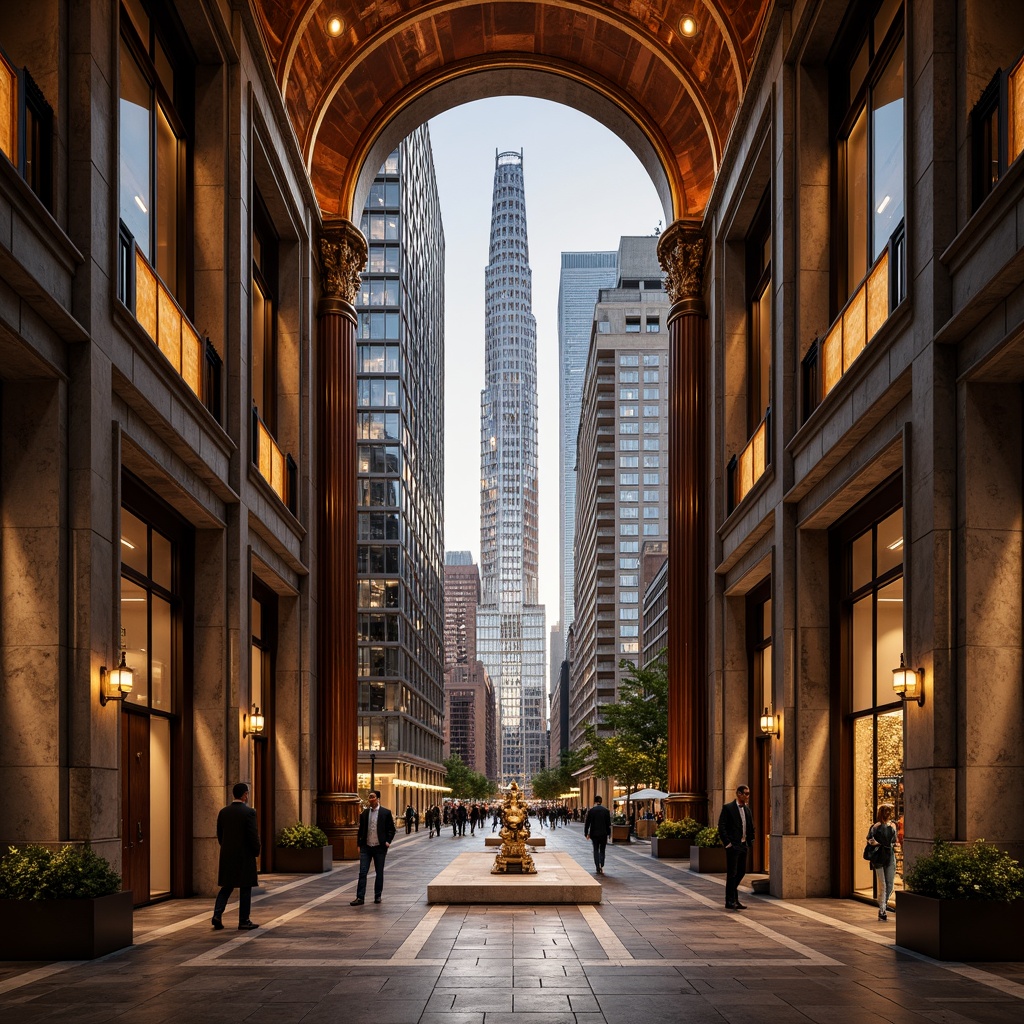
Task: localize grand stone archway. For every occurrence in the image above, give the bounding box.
[249,0,772,850]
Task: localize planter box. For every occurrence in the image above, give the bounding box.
[0,891,133,960]
[635,820,656,839]
[273,846,333,874]
[611,824,631,843]
[650,837,691,858]
[690,846,728,873]
[895,892,1024,961]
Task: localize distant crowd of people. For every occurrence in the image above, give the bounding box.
[407,801,579,838]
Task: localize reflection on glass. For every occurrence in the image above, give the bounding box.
[852,595,873,711]
[156,103,179,294]
[121,576,150,705]
[876,509,903,576]
[151,529,172,590]
[851,529,872,591]
[119,42,151,254]
[149,716,172,897]
[872,51,904,260]
[150,594,171,710]
[875,577,904,693]
[852,715,874,897]
[121,509,148,576]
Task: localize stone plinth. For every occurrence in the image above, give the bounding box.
[484,835,546,847]
[427,852,601,904]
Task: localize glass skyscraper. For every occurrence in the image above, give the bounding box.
[354,125,446,813]
[557,251,618,636]
[477,150,547,790]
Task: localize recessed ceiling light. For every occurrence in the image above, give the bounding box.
[679,15,698,38]
[327,15,344,37]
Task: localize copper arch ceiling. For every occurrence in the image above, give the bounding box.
[252,0,771,220]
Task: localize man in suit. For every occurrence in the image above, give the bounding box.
[583,794,612,875]
[351,789,396,905]
[717,784,755,909]
[212,781,261,931]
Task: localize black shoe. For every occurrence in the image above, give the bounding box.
[237,921,259,930]
[878,910,888,921]
[374,896,382,903]
[733,902,747,910]
[350,898,364,906]
[211,916,224,930]
[725,902,736,909]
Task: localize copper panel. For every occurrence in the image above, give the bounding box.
[181,321,202,398]
[822,320,843,396]
[843,284,866,371]
[1011,57,1024,163]
[866,249,889,343]
[252,1,770,220]
[157,286,182,371]
[135,252,158,341]
[0,52,15,163]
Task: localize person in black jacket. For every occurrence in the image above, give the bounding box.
[212,782,261,931]
[717,785,755,910]
[583,794,612,874]
[351,790,397,905]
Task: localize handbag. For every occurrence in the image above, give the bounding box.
[862,842,875,861]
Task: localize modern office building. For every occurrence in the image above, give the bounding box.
[641,543,669,670]
[443,662,498,780]
[443,551,480,668]
[557,252,618,633]
[477,150,547,791]
[355,127,446,815]
[570,236,669,762]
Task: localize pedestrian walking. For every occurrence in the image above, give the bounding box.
[583,794,612,875]
[866,804,897,920]
[212,782,261,931]
[404,804,414,834]
[351,790,396,905]
[717,785,755,910]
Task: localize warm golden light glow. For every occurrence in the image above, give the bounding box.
[326,15,344,36]
[679,15,698,37]
[100,651,134,705]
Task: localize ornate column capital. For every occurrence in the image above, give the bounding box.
[657,219,706,309]
[319,217,367,309]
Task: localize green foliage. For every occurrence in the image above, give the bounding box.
[443,753,495,800]
[276,822,330,849]
[656,817,702,840]
[582,654,669,797]
[612,814,627,826]
[529,767,565,801]
[905,839,1024,902]
[0,844,121,900]
[694,826,721,848]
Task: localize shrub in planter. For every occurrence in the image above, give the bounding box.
[651,817,702,858]
[0,845,132,960]
[274,822,333,873]
[690,826,728,873]
[897,840,1024,961]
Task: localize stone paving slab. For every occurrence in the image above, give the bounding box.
[1,825,1023,1023]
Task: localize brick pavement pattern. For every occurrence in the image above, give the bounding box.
[1,825,1022,1023]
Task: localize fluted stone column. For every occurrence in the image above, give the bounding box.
[315,218,367,859]
[658,220,709,824]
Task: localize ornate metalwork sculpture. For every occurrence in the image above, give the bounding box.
[490,781,537,874]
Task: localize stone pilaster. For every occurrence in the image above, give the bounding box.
[315,218,366,859]
[658,220,709,824]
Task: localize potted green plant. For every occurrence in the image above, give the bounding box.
[0,844,132,960]
[896,839,1024,961]
[610,813,631,843]
[650,817,701,859]
[689,825,728,873]
[274,822,333,873]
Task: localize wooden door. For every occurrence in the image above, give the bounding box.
[121,711,150,905]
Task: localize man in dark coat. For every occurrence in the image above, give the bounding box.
[583,794,612,874]
[351,790,397,905]
[717,784,755,910]
[212,781,261,930]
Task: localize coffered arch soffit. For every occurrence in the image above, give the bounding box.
[251,0,771,221]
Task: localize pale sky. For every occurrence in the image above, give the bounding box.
[428,97,665,631]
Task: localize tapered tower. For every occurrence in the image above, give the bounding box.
[477,150,547,790]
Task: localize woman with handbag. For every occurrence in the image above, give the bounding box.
[866,804,897,920]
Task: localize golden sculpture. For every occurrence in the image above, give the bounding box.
[490,781,537,874]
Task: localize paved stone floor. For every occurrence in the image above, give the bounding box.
[1,824,1023,1024]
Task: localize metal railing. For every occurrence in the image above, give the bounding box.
[802,219,906,421]
[970,46,1024,210]
[252,404,297,516]
[118,221,221,423]
[727,406,771,513]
